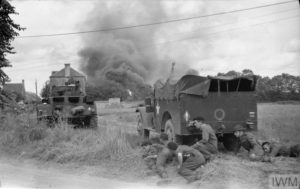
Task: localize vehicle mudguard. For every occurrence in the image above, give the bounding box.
[136,107,155,129]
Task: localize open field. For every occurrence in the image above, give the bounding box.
[0,102,299,188]
[257,103,300,144]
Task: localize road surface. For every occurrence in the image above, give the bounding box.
[0,160,174,189]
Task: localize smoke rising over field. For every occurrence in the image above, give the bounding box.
[79,1,168,87]
[78,1,206,99]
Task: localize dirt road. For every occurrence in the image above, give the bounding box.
[0,159,168,189]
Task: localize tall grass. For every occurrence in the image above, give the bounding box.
[0,110,142,165]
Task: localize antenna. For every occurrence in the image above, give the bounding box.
[167,62,176,82]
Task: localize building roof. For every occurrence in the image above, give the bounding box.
[50,67,85,78]
[3,83,25,94]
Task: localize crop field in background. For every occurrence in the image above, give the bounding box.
[257,103,300,144]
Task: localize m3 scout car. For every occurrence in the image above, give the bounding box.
[136,74,257,151]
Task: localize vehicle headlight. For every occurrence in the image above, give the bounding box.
[88,107,96,113]
[184,111,190,122]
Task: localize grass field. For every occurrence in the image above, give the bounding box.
[257,103,300,144]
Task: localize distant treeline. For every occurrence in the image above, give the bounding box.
[218,69,300,102]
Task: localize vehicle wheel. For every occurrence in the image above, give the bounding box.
[223,133,240,152]
[137,115,143,136]
[165,119,175,142]
[89,115,98,129]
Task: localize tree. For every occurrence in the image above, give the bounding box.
[217,70,241,77]
[40,81,50,98]
[242,69,254,76]
[0,0,24,84]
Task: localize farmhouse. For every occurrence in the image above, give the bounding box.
[50,64,86,94]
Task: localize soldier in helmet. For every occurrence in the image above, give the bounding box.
[234,125,264,161]
[261,142,300,162]
[176,143,206,182]
[189,117,218,161]
[141,133,169,171]
[261,141,290,162]
[156,142,206,182]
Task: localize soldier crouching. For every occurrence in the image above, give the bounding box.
[156,142,206,183]
[176,143,206,182]
[234,125,264,161]
[188,117,218,162]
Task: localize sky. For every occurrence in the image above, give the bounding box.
[3,0,300,93]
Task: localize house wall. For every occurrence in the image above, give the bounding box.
[49,76,86,94]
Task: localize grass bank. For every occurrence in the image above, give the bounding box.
[0,111,144,172]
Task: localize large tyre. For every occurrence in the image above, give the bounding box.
[165,119,175,142]
[223,133,241,152]
[165,119,182,144]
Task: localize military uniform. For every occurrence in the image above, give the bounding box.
[237,132,264,161]
[290,144,300,158]
[142,143,164,170]
[262,143,300,162]
[192,123,218,161]
[176,145,206,182]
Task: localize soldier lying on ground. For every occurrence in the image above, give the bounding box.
[290,144,300,158]
[141,133,170,171]
[233,125,264,161]
[156,142,175,178]
[156,142,206,183]
[261,142,300,162]
[141,140,163,170]
[188,117,218,161]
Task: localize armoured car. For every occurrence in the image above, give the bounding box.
[136,74,257,151]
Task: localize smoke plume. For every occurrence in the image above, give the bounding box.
[78,0,206,98]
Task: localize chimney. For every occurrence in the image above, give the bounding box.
[65,64,70,77]
[51,71,57,76]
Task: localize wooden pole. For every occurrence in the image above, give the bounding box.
[35,79,38,118]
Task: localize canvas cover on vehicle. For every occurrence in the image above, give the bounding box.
[154,74,256,99]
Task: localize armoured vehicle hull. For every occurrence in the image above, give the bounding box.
[37,64,97,128]
[37,95,97,128]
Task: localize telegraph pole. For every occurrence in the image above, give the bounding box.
[35,79,38,117]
